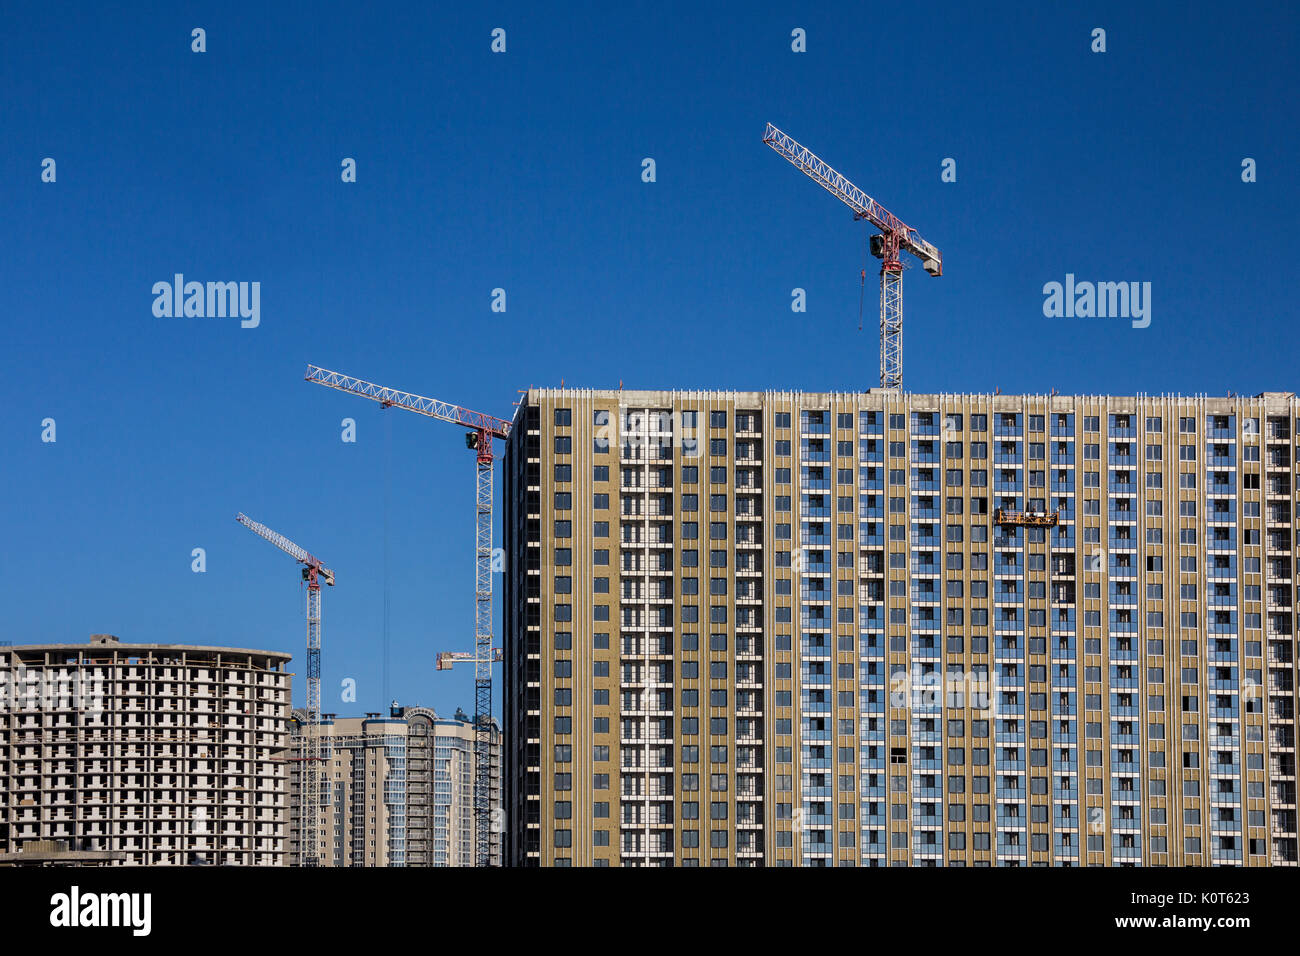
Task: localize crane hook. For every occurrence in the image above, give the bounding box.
[858,269,866,331]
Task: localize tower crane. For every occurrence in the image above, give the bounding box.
[763,122,943,390]
[304,364,511,867]
[235,512,334,867]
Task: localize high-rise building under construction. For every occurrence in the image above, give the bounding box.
[288,706,502,866]
[503,388,1300,866]
[0,635,291,866]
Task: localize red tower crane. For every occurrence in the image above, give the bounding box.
[764,122,943,390]
[304,364,511,867]
[235,512,334,867]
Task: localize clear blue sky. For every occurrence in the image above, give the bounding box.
[2,1,1296,718]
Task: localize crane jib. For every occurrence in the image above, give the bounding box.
[763,123,942,276]
[304,365,511,439]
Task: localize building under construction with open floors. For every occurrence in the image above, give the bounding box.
[0,634,292,865]
[503,388,1300,866]
[288,705,502,866]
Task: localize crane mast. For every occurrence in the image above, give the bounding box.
[305,364,510,867]
[763,122,943,390]
[236,512,334,867]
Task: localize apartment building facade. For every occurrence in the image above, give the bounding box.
[0,634,292,865]
[289,705,502,866]
[503,388,1300,866]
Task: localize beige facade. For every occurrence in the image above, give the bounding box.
[0,634,292,865]
[288,706,501,866]
[504,389,1300,866]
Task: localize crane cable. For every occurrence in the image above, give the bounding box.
[858,228,868,331]
[382,406,392,703]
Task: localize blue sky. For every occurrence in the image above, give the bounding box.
[2,1,1296,717]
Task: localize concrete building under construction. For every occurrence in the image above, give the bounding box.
[0,634,292,865]
[504,388,1300,866]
